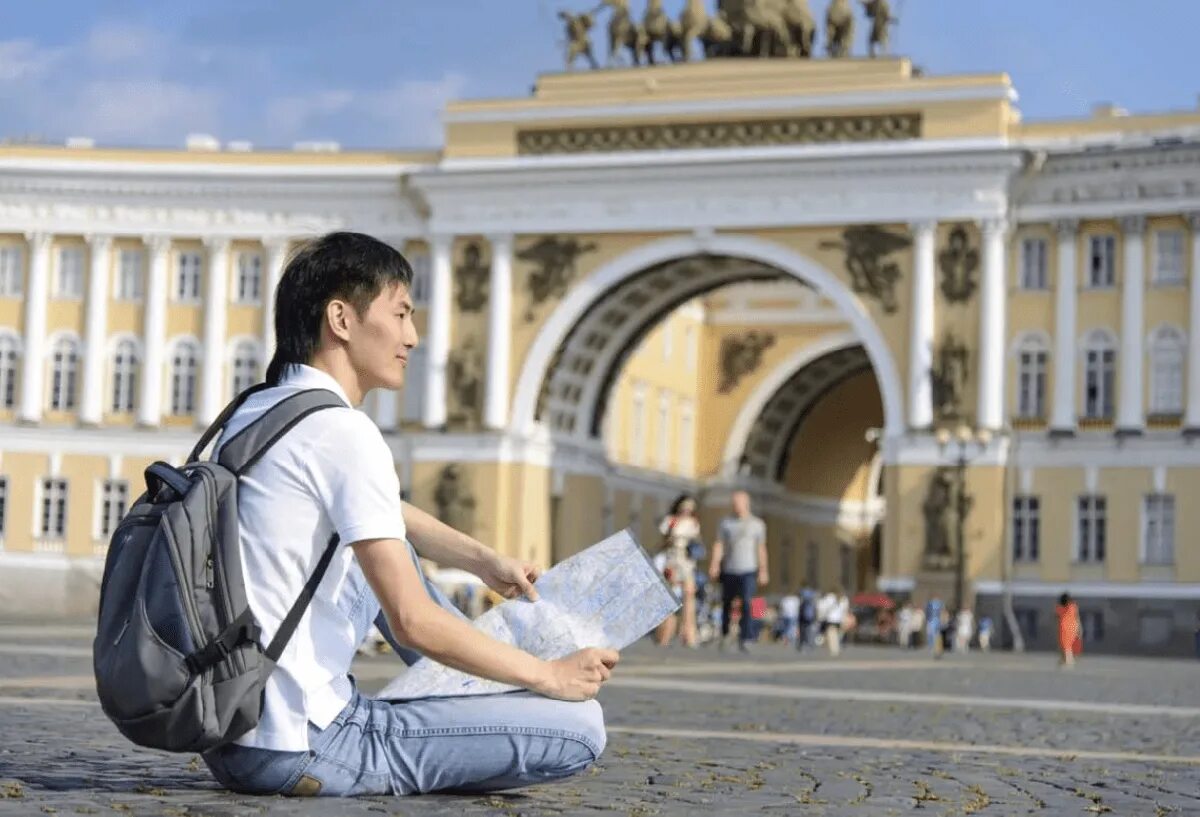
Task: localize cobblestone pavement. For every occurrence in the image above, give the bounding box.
[0,624,1198,816]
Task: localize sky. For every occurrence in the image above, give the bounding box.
[0,1,1195,151]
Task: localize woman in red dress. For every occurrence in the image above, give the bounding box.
[1056,592,1082,666]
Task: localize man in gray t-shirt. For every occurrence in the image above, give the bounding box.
[708,491,768,651]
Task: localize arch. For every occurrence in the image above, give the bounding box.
[1080,327,1117,352]
[228,336,264,397]
[105,332,143,358]
[1009,330,1050,358]
[510,233,906,438]
[720,329,861,475]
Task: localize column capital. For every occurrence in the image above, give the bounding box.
[83,233,113,250]
[979,217,1010,237]
[1118,214,1147,235]
[486,233,515,252]
[908,220,937,236]
[143,235,173,255]
[201,235,232,253]
[1054,218,1080,238]
[262,237,292,256]
[22,231,53,251]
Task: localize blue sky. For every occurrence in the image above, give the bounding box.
[0,1,1195,150]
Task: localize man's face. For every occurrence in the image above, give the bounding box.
[732,491,750,516]
[346,282,419,392]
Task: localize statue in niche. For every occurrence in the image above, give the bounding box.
[518,235,598,322]
[434,464,476,534]
[718,331,776,393]
[930,332,970,421]
[820,225,911,314]
[454,241,489,313]
[938,225,980,303]
[559,9,600,70]
[825,0,855,57]
[922,467,958,570]
[447,336,483,428]
[861,0,894,57]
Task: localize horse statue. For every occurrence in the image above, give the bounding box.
[677,0,710,61]
[642,0,673,64]
[701,10,735,57]
[744,0,791,57]
[781,0,817,57]
[826,0,855,57]
[861,0,894,57]
[601,0,644,66]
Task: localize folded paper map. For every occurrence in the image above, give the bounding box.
[376,529,679,701]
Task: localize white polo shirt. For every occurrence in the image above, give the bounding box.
[213,363,407,752]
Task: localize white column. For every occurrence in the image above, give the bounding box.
[484,233,514,430]
[79,234,113,425]
[1051,220,1079,432]
[977,218,1009,430]
[262,238,289,360]
[422,234,452,428]
[907,221,936,429]
[1117,215,1146,432]
[17,232,53,423]
[138,236,171,427]
[1185,214,1200,430]
[373,390,398,431]
[200,237,231,425]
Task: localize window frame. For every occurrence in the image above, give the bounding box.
[234,251,264,305]
[1148,327,1186,417]
[1086,234,1117,289]
[169,341,200,416]
[110,339,140,414]
[1019,236,1049,290]
[98,478,130,539]
[1016,340,1048,421]
[174,251,204,303]
[115,248,145,302]
[49,336,80,412]
[1152,229,1186,286]
[0,475,8,540]
[1142,493,1175,566]
[39,477,69,539]
[1082,332,1117,421]
[0,334,19,410]
[230,340,261,398]
[0,245,23,297]
[1011,495,1040,562]
[54,246,85,300]
[1075,494,1107,563]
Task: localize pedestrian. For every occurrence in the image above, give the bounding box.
[909,605,925,650]
[977,616,993,652]
[778,592,801,645]
[925,596,945,658]
[1056,592,1082,668]
[200,233,615,797]
[896,602,914,649]
[708,490,768,653]
[798,588,818,651]
[652,494,701,648]
[825,588,849,656]
[953,608,974,654]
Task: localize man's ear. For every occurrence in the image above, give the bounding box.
[325,299,354,343]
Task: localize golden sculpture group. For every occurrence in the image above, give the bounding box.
[559,0,894,70]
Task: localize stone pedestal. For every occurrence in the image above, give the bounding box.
[912,568,975,611]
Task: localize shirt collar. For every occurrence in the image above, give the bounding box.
[279,363,355,408]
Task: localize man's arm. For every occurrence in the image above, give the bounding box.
[708,535,724,580]
[757,524,769,585]
[401,500,492,574]
[354,536,616,701]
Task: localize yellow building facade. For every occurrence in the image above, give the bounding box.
[1,57,1199,653]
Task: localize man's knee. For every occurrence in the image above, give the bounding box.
[562,699,606,761]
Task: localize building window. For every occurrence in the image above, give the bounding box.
[1153,230,1185,286]
[1012,495,1040,562]
[231,340,261,397]
[1016,337,1048,420]
[1079,610,1104,643]
[1076,495,1107,563]
[630,384,646,467]
[409,251,430,307]
[0,246,22,297]
[235,252,263,304]
[679,402,694,476]
[110,339,139,414]
[175,251,203,302]
[49,337,80,412]
[1087,234,1116,288]
[401,346,426,422]
[0,334,18,409]
[1143,493,1175,566]
[1014,608,1039,641]
[55,247,85,299]
[99,479,129,539]
[656,391,670,470]
[40,477,68,538]
[1019,237,1048,290]
[1148,327,1185,416]
[116,248,144,301]
[0,476,7,538]
[170,341,200,416]
[1082,331,1116,420]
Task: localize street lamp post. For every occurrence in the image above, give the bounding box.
[935,424,990,613]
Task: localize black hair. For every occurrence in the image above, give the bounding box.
[264,232,413,385]
[1059,592,1072,606]
[668,493,696,516]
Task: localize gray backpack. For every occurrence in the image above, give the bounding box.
[93,385,347,753]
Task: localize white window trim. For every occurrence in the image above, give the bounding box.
[229,338,263,398]
[1152,229,1186,287]
[53,246,85,301]
[1140,493,1175,567]
[1147,326,1186,416]
[1018,236,1049,291]
[1086,234,1117,289]
[174,251,204,304]
[0,245,24,298]
[166,337,203,416]
[35,476,69,544]
[1012,495,1040,562]
[108,336,142,415]
[1080,330,1117,420]
[47,334,81,413]
[1075,494,1106,563]
[234,250,264,305]
[114,247,146,302]
[0,332,21,411]
[0,475,8,548]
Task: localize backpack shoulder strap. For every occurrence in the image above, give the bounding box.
[216,388,348,476]
[188,383,272,464]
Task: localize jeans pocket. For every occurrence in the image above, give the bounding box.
[206,744,311,795]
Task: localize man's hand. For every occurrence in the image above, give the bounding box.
[534,648,619,701]
[479,553,542,602]
[757,567,769,587]
[708,563,720,581]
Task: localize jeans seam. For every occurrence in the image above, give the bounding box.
[368,724,602,759]
[277,751,317,795]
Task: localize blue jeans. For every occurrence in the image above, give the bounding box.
[719,571,757,644]
[203,543,606,796]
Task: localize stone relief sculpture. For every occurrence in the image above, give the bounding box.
[518,236,598,321]
[434,464,476,534]
[930,332,970,421]
[922,467,964,570]
[447,336,483,427]
[559,9,600,70]
[819,225,911,314]
[561,0,898,65]
[938,225,980,304]
[454,241,489,312]
[718,330,776,393]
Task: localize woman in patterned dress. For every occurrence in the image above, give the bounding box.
[1056,591,1082,667]
[652,494,701,648]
